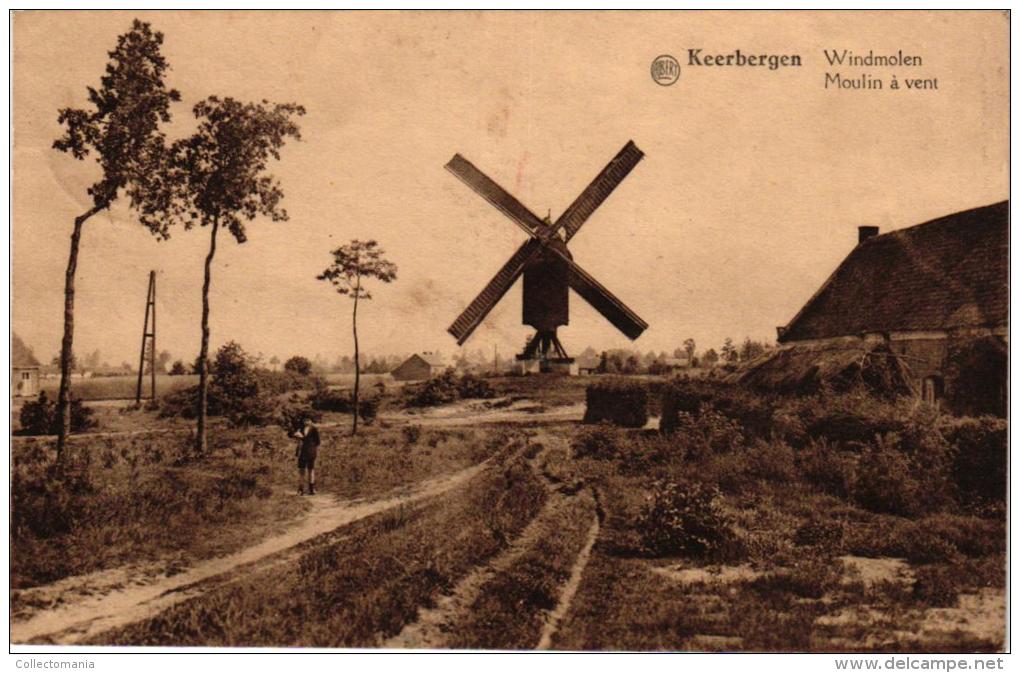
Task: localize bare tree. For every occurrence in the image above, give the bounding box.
[139,96,304,454]
[51,20,180,458]
[317,240,397,435]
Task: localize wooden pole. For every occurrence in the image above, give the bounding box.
[135,270,156,404]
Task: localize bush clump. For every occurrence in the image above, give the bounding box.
[943,416,1007,503]
[571,422,621,459]
[636,479,736,558]
[583,378,648,428]
[402,370,495,408]
[18,391,96,436]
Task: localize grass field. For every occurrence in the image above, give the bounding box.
[38,374,199,401]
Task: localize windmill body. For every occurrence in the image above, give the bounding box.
[446,142,649,373]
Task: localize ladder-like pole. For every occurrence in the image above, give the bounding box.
[135,270,157,404]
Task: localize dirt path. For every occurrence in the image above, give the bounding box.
[536,512,600,649]
[385,432,599,650]
[384,490,561,649]
[11,461,488,645]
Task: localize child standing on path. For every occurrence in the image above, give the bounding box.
[290,416,321,495]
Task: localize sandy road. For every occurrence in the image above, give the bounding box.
[11,460,488,645]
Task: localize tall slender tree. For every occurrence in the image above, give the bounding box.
[317,240,397,435]
[139,96,304,454]
[52,20,180,458]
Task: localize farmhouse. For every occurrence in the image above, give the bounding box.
[740,201,1007,416]
[11,333,40,398]
[391,352,447,381]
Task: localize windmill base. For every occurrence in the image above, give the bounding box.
[513,355,577,376]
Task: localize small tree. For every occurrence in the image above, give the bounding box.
[51,20,180,458]
[702,348,719,367]
[140,96,304,454]
[284,356,312,376]
[721,338,737,363]
[169,360,187,376]
[317,240,397,435]
[683,338,696,363]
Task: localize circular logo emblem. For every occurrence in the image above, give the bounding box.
[650,54,680,86]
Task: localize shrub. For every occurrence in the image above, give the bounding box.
[752,556,843,599]
[402,424,422,445]
[309,381,352,412]
[283,356,313,376]
[912,565,960,607]
[583,378,648,428]
[636,479,735,558]
[571,422,621,459]
[158,343,282,426]
[847,519,960,565]
[404,370,460,408]
[17,391,96,436]
[12,445,95,538]
[457,372,495,399]
[742,438,797,482]
[853,439,923,516]
[797,438,857,499]
[794,518,845,549]
[278,405,322,435]
[158,384,226,420]
[943,416,1007,503]
[665,408,745,461]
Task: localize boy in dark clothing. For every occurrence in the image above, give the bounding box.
[290,417,321,495]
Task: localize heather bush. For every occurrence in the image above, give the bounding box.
[797,438,857,499]
[912,565,960,607]
[853,440,923,516]
[660,379,776,439]
[666,408,745,460]
[742,438,797,483]
[794,517,845,549]
[457,372,495,399]
[752,555,843,599]
[583,378,648,427]
[403,370,460,407]
[17,391,96,436]
[942,416,1007,503]
[402,424,422,445]
[571,422,621,460]
[636,479,736,557]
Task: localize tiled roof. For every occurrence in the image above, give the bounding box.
[781,201,1008,342]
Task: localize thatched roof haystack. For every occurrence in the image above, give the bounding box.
[728,337,914,397]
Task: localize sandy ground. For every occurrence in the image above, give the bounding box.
[11,460,489,645]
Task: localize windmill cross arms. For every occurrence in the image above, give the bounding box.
[554,141,644,243]
[448,238,544,345]
[445,154,549,240]
[563,255,648,340]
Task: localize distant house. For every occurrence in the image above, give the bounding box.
[391,352,447,381]
[576,353,600,375]
[11,334,40,398]
[659,355,690,373]
[740,201,1007,416]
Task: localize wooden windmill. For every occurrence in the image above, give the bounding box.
[446,141,649,370]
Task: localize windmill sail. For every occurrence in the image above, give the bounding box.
[565,260,648,340]
[555,141,644,242]
[448,238,544,344]
[445,154,546,238]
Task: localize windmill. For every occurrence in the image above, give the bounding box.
[446,141,649,372]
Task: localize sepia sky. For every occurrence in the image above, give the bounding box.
[12,10,1009,366]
